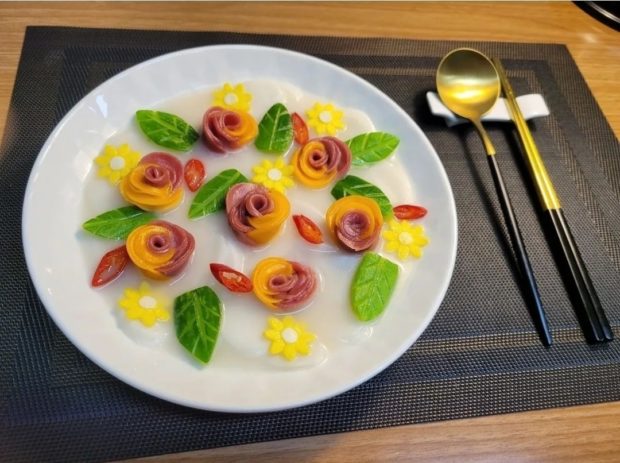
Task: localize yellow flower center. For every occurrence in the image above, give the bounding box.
[319,110,332,123]
[224,93,238,105]
[139,296,157,309]
[281,327,298,343]
[268,168,283,181]
[110,156,126,170]
[398,231,413,245]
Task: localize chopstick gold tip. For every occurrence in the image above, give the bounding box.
[492,59,561,211]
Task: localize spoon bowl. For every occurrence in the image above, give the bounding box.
[436,48,500,123]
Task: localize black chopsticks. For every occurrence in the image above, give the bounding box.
[493,58,614,344]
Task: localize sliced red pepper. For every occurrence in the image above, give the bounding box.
[393,204,428,220]
[91,245,130,287]
[291,112,309,145]
[210,263,253,293]
[292,214,324,244]
[184,159,206,192]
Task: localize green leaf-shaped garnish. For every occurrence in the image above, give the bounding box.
[174,286,222,364]
[136,110,199,152]
[82,206,155,240]
[351,252,399,322]
[331,175,393,218]
[346,132,400,166]
[255,103,293,154]
[188,168,248,219]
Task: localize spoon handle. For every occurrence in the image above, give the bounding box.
[486,153,553,347]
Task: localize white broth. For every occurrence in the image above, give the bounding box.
[79,80,417,371]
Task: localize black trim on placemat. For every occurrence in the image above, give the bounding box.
[2,26,620,462]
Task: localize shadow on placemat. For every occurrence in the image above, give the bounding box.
[2,27,620,463]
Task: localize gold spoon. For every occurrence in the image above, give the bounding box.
[436,48,500,154]
[436,48,552,346]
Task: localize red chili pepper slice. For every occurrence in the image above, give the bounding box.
[393,204,428,220]
[291,112,309,145]
[184,159,206,192]
[292,214,324,244]
[210,263,253,293]
[92,245,130,287]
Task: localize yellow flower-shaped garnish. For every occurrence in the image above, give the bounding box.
[213,82,252,111]
[118,282,170,327]
[252,158,295,193]
[263,316,316,361]
[94,143,140,184]
[306,102,345,136]
[383,219,429,261]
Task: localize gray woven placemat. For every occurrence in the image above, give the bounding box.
[1,27,620,463]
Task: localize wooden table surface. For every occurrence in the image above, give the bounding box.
[2,2,619,462]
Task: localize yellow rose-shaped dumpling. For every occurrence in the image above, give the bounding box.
[325,195,383,251]
[225,183,290,246]
[252,257,317,311]
[126,220,195,280]
[292,137,351,188]
[203,106,258,154]
[119,152,184,212]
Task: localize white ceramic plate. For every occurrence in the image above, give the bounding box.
[22,45,457,412]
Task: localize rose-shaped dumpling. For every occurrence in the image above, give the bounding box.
[252,257,317,311]
[325,195,383,251]
[291,136,351,188]
[126,220,195,280]
[226,183,290,246]
[202,106,258,154]
[119,152,184,212]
